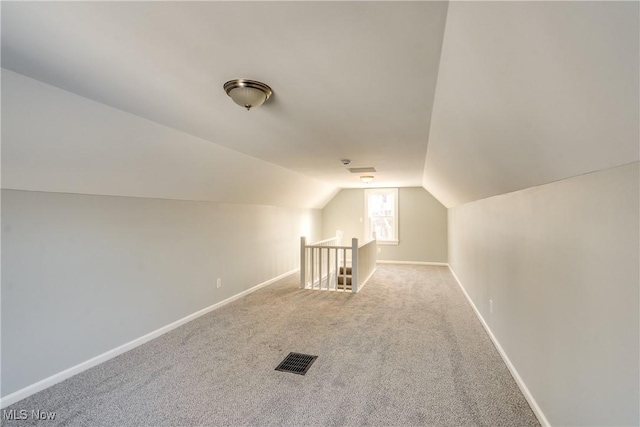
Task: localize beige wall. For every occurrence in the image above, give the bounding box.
[1,190,322,397]
[322,187,447,263]
[448,162,639,426]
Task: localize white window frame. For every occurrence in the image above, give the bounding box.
[364,188,399,245]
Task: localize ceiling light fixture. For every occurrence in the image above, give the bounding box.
[224,79,272,110]
[360,175,375,184]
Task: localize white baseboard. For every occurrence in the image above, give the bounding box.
[0,268,299,409]
[447,266,551,427]
[377,260,449,266]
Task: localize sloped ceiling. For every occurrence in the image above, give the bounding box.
[1,1,448,202]
[2,69,338,209]
[2,1,638,210]
[424,1,639,207]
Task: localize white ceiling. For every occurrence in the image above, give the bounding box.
[2,1,638,209]
[1,1,448,190]
[424,1,639,207]
[2,69,338,209]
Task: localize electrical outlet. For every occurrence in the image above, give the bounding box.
[489,299,493,314]
[377,247,381,253]
[216,278,221,288]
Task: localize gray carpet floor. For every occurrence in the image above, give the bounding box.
[2,265,539,426]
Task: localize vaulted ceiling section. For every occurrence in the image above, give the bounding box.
[2,1,638,208]
[424,1,639,207]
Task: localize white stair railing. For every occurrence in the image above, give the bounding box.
[300,232,377,293]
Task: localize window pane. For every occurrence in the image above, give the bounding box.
[370,217,393,240]
[367,193,395,240]
[368,194,395,217]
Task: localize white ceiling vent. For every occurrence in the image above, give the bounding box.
[348,167,376,173]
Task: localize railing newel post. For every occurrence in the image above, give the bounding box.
[351,238,358,293]
[300,236,306,289]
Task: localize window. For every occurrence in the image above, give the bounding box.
[364,188,398,244]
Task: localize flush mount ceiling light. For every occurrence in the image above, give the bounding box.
[224,79,272,110]
[360,175,375,184]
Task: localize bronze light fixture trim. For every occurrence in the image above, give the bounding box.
[224,79,273,110]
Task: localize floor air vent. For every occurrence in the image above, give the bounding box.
[275,352,318,375]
